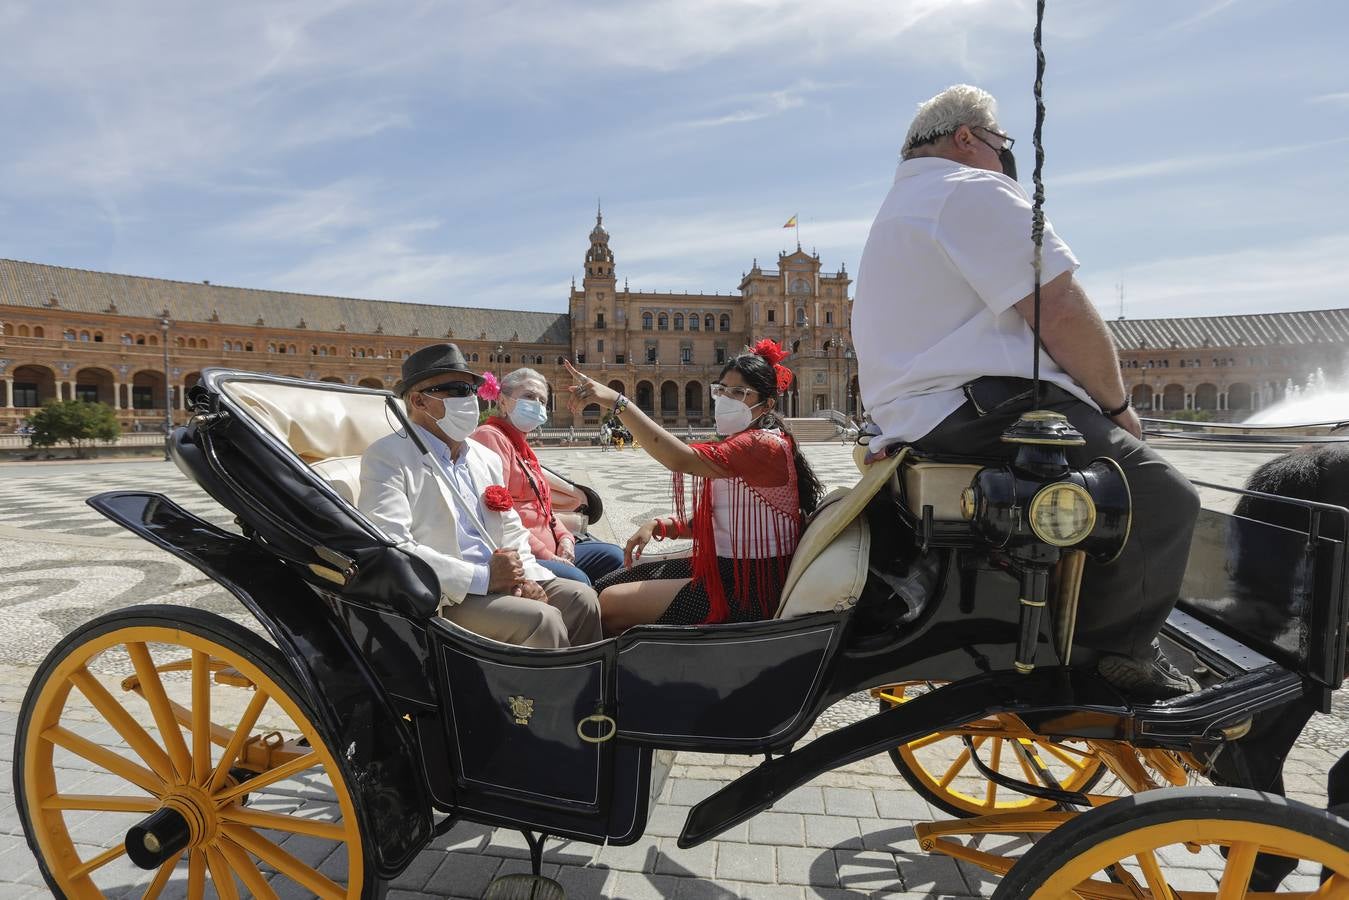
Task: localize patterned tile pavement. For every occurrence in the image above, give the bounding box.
[0,443,1344,898]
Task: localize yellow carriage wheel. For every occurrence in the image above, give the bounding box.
[876,682,1106,817]
[992,787,1349,899]
[15,605,372,899]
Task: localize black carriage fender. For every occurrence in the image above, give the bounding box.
[679,668,1132,848]
[87,490,434,880]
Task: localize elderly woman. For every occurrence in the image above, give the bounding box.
[564,341,824,635]
[472,367,625,586]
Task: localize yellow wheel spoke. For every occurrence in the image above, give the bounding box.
[192,650,212,786]
[985,739,1003,807]
[128,641,192,782]
[43,793,159,814]
[1136,849,1172,898]
[905,731,951,752]
[213,751,321,805]
[141,849,185,900]
[223,824,346,900]
[70,668,177,783]
[1217,841,1258,900]
[219,807,347,841]
[188,848,205,899]
[43,724,163,795]
[1042,741,1094,769]
[70,843,127,880]
[937,746,973,789]
[206,845,241,900]
[219,837,280,900]
[208,689,269,794]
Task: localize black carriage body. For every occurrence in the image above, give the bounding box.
[87,368,1349,870]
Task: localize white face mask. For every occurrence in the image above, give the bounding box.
[714,395,761,436]
[508,397,549,433]
[433,394,479,442]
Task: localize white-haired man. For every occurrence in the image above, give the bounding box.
[852,84,1200,699]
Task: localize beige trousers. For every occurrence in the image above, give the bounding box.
[440,577,602,648]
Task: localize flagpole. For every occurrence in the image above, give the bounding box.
[795,217,800,250]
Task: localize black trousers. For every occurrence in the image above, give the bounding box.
[917,377,1200,658]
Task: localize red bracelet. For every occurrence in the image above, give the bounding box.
[653,519,666,541]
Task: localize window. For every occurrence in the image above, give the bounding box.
[63,329,76,340]
[597,340,604,353]
[17,324,29,337]
[596,312,605,329]
[223,340,232,352]
[719,314,730,332]
[796,307,806,325]
[121,333,132,344]
[245,342,254,352]
[132,386,154,409]
[705,314,714,331]
[471,353,479,362]
[646,346,657,363]
[674,314,684,331]
[33,326,44,338]
[14,383,38,407]
[75,384,98,402]
[616,353,626,364]
[658,313,668,331]
[576,353,586,364]
[715,347,726,364]
[681,347,692,364]
[689,315,699,331]
[642,312,653,330]
[93,332,103,342]
[825,311,833,325]
[79,331,90,341]
[767,308,776,323]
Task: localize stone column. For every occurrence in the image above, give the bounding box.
[2,377,11,408]
[676,381,686,421]
[61,381,72,401]
[113,383,123,409]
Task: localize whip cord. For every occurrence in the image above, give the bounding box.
[1031,0,1047,408]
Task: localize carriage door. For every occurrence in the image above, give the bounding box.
[433,626,617,814]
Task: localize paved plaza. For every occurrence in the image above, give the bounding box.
[0,444,1344,898]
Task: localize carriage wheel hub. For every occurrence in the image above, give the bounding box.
[125,785,219,870]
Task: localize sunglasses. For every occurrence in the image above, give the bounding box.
[420,381,478,398]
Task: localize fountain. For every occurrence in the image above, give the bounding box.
[1245,367,1349,426]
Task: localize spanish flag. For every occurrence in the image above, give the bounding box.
[783,215,797,228]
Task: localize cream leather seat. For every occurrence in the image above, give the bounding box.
[775,450,906,618]
[222,380,398,505]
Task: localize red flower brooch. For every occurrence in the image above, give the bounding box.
[483,485,514,512]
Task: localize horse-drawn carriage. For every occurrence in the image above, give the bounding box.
[13,368,1349,898]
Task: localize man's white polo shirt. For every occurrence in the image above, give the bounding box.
[852,157,1092,450]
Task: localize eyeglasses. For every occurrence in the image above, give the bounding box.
[710,383,756,403]
[973,126,1014,152]
[420,381,478,398]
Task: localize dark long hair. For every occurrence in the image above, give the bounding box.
[718,352,824,514]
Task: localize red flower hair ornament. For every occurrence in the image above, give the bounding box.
[477,371,501,402]
[483,485,514,512]
[751,338,794,393]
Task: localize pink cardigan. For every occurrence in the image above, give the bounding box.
[470,425,572,560]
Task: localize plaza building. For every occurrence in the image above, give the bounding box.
[2,213,1347,433]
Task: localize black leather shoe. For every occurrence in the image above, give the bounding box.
[1098,641,1200,701]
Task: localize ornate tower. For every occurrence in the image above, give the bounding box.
[584,205,616,283]
[571,204,619,367]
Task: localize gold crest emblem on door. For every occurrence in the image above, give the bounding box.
[508,695,534,725]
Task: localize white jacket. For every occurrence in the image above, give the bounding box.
[358,430,551,605]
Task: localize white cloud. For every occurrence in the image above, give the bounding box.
[1309,91,1349,107]
[1081,232,1349,319]
[214,179,377,244]
[1053,137,1349,186]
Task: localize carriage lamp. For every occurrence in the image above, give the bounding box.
[958,410,1133,672]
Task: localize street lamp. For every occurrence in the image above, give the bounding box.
[495,344,504,378]
[159,316,172,460]
[844,346,855,418]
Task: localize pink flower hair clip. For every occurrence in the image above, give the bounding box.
[477,371,501,402]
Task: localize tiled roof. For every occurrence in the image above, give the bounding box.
[1106,308,1349,350]
[0,259,571,344]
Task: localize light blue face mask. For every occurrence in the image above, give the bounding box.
[508,397,549,433]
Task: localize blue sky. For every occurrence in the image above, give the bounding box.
[2,0,1346,320]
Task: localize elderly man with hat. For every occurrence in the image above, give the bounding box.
[358,343,602,648]
[852,85,1200,699]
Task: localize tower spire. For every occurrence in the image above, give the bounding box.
[596,197,602,226]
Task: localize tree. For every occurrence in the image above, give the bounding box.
[27,400,121,456]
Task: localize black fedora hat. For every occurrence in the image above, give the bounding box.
[394,343,485,395]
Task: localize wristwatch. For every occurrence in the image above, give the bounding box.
[1101,396,1131,417]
